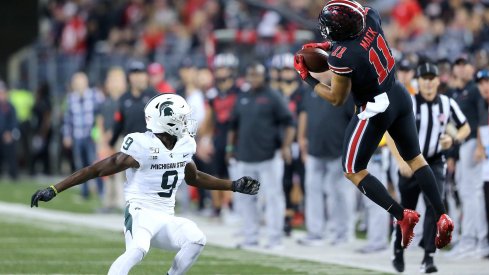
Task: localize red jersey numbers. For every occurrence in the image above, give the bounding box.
[331,46,347,58]
[368,35,395,84]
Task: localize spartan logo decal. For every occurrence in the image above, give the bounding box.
[156,100,174,117]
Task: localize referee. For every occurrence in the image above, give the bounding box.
[390,63,470,273]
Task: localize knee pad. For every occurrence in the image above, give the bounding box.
[128,228,152,254]
[189,229,206,246]
[184,223,206,246]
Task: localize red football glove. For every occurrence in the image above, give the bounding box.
[302,41,332,51]
[294,55,309,80]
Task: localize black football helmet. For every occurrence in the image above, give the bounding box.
[318,0,366,41]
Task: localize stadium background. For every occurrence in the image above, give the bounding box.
[1,0,489,274]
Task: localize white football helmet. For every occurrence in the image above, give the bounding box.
[144,94,196,138]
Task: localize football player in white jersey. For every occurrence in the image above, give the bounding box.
[31,94,260,275]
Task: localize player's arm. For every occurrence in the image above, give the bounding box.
[294,55,351,106]
[184,161,259,195]
[313,74,351,106]
[31,152,139,207]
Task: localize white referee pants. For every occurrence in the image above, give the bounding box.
[235,151,285,245]
[456,139,488,246]
[304,155,356,240]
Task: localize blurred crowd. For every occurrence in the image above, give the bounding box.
[0,0,489,264]
[35,0,489,90]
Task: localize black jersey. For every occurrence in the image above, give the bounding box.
[206,86,240,148]
[327,7,396,106]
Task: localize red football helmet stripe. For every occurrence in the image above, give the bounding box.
[326,0,365,16]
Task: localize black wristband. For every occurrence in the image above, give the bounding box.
[231,181,237,192]
[304,74,320,88]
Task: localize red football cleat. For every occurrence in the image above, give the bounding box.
[435,214,454,249]
[397,209,420,248]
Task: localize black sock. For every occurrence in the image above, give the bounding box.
[358,174,404,220]
[414,165,446,217]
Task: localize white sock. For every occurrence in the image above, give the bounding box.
[108,247,145,275]
[167,243,204,275]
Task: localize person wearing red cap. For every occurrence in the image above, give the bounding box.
[148,62,175,94]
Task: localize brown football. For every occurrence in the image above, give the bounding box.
[296,47,329,73]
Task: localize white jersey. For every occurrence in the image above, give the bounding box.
[120,131,196,215]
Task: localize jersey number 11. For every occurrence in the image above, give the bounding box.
[368,35,395,85]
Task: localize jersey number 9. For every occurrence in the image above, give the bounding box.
[158,170,178,198]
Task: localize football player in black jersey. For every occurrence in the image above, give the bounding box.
[294,0,454,249]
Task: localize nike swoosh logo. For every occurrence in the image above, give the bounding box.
[183,154,189,158]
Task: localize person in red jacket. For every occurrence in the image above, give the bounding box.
[148,62,175,94]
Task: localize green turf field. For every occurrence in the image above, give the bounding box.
[0,180,102,213]
[0,215,384,275]
[0,179,380,274]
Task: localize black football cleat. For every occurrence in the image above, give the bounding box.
[392,248,405,273]
[420,255,438,273]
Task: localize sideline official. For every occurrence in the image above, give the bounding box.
[391,63,470,273]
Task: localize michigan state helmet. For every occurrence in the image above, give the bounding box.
[144,94,196,138]
[318,0,366,41]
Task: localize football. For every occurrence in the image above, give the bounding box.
[296,47,329,73]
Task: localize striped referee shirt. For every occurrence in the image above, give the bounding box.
[412,93,467,158]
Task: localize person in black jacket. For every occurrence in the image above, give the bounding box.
[227,62,295,249]
[110,61,156,147]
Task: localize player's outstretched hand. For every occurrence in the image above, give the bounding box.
[31,186,57,207]
[232,176,260,195]
[302,41,332,51]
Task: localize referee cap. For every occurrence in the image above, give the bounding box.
[398,59,413,71]
[416,62,439,78]
[475,69,489,82]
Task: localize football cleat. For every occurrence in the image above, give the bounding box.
[392,248,405,272]
[435,214,454,249]
[397,209,420,248]
[420,255,438,273]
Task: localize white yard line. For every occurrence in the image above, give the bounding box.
[1,202,488,274]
